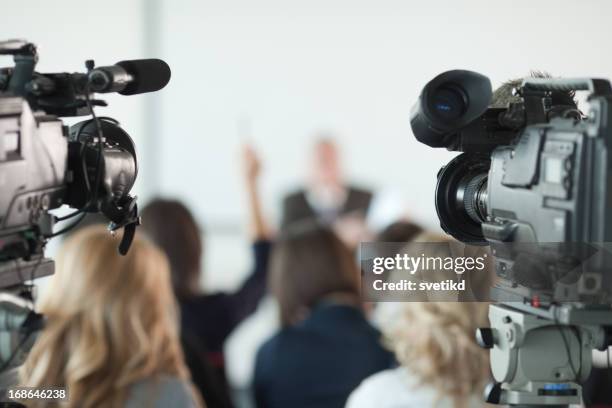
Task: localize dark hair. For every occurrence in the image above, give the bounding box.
[270,222,360,326]
[140,198,203,299]
[491,71,577,108]
[376,221,423,243]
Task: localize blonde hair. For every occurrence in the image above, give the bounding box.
[386,232,491,407]
[20,226,191,407]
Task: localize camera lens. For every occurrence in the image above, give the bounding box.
[429,85,467,121]
[462,173,488,224]
[435,153,490,244]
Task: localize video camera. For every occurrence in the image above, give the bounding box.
[411,70,612,406]
[0,39,170,370]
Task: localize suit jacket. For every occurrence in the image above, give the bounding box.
[281,186,372,229]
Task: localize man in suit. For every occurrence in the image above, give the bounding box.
[281,137,372,229]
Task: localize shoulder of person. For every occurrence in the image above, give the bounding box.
[345,368,405,408]
[348,368,485,408]
[255,325,310,366]
[283,189,307,203]
[126,375,198,408]
[254,332,285,384]
[256,326,296,354]
[347,186,373,199]
[254,332,281,367]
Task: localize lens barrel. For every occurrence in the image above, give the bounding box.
[463,173,488,224]
[435,153,490,243]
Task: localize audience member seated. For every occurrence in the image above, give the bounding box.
[281,136,372,229]
[141,145,271,407]
[20,226,201,408]
[346,231,492,408]
[346,301,490,408]
[369,220,425,291]
[366,220,425,324]
[253,223,395,408]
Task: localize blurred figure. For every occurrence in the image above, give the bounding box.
[365,220,424,321]
[20,226,200,408]
[141,145,271,407]
[346,302,490,408]
[253,224,394,408]
[376,220,423,243]
[347,232,492,408]
[281,137,372,229]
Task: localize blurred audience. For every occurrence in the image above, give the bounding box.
[365,220,425,321]
[347,233,492,408]
[20,226,200,408]
[141,146,271,407]
[253,223,395,408]
[346,301,490,408]
[281,137,372,229]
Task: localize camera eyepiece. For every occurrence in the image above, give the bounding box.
[410,70,492,149]
[428,84,468,121]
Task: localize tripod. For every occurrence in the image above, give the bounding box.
[477,302,612,407]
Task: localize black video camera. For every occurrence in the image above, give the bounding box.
[0,39,169,369]
[411,70,612,305]
[0,40,170,373]
[0,40,170,287]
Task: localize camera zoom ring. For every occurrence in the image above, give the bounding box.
[463,173,488,224]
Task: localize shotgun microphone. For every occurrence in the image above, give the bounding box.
[88,58,171,95]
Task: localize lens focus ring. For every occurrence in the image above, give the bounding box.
[464,173,488,224]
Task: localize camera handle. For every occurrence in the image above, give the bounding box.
[104,194,141,256]
[522,78,612,98]
[0,40,37,97]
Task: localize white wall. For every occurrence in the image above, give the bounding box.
[154,0,612,236]
[6,0,612,285]
[6,0,612,257]
[1,0,154,201]
[151,1,612,392]
[5,0,612,398]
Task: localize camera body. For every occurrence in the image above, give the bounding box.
[0,40,170,284]
[0,96,138,282]
[411,70,612,305]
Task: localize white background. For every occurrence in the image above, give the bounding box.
[4,0,612,400]
[6,0,612,278]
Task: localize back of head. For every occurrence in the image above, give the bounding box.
[270,222,360,326]
[388,301,489,402]
[387,232,490,404]
[376,221,423,243]
[141,198,203,298]
[20,225,188,407]
[311,136,342,186]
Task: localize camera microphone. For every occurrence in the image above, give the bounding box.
[88,58,171,95]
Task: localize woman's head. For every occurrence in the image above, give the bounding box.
[270,222,360,326]
[376,220,423,243]
[388,302,489,402]
[385,231,491,404]
[21,226,189,407]
[141,198,203,298]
